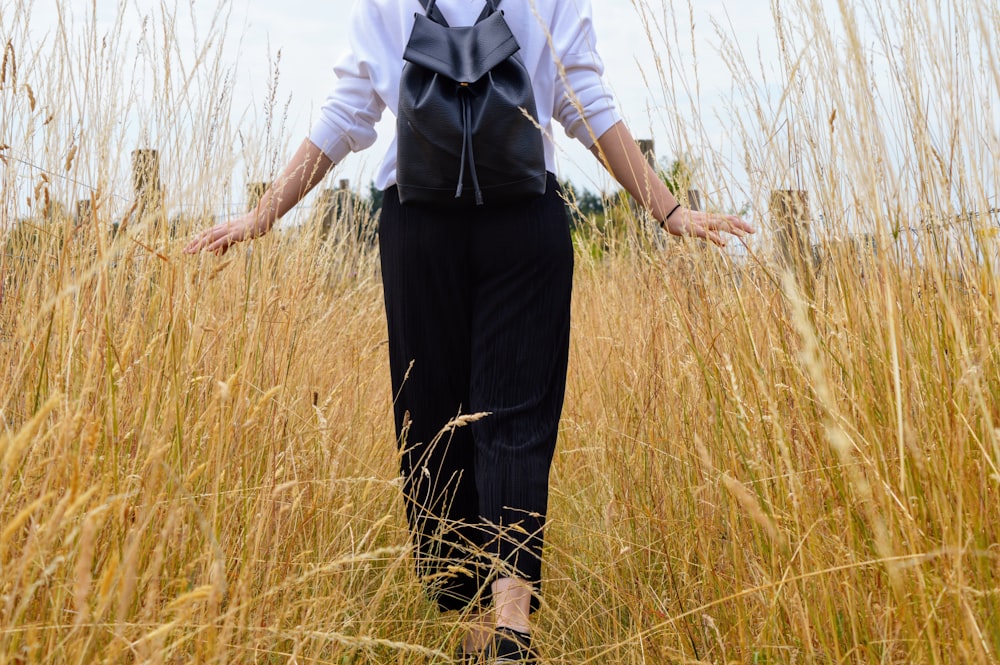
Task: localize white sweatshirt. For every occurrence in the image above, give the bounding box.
[308,0,621,190]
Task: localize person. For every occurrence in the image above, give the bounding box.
[185,0,753,661]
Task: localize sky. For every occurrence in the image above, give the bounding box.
[9,0,792,216]
[9,0,996,232]
[197,0,785,194]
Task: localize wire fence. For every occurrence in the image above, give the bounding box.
[2,149,254,224]
[3,145,998,279]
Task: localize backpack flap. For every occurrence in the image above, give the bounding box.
[403,11,520,84]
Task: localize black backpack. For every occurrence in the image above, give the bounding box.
[396,0,547,207]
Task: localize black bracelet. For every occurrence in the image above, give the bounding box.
[662,203,682,225]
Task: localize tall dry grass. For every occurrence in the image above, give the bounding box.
[1,0,998,663]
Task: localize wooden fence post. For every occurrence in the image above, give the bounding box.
[131,149,162,213]
[76,199,93,225]
[313,179,359,242]
[637,139,655,169]
[315,188,336,239]
[337,179,356,234]
[687,189,702,212]
[770,189,815,297]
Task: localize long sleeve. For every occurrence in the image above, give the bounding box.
[549,0,620,148]
[307,1,391,164]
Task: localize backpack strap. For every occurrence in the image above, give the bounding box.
[479,0,502,21]
[418,0,504,26]
[418,0,450,26]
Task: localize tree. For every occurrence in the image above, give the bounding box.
[367,181,384,216]
[658,155,695,199]
[577,189,604,217]
[559,179,605,228]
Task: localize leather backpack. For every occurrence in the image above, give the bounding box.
[396,0,547,207]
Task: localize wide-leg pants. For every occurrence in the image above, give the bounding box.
[378,174,573,612]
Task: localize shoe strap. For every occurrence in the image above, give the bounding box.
[492,627,533,661]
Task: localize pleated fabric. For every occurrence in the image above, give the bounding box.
[378,173,572,612]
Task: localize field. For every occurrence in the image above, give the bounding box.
[2,0,999,663]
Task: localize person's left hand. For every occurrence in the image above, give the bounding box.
[662,208,754,247]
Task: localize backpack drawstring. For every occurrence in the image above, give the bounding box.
[455,85,484,205]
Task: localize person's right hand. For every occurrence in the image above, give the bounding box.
[183,214,267,255]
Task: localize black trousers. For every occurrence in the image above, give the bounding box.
[378,174,573,612]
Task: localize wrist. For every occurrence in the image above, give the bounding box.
[659,202,682,228]
[252,203,278,235]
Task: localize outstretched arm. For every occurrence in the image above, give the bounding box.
[184,138,335,255]
[590,121,753,246]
